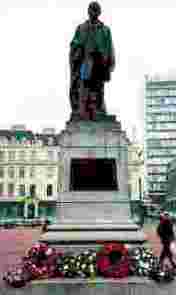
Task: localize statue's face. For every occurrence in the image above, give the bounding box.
[88,2,101,22]
[88,9,99,21]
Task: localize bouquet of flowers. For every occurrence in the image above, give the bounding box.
[56,249,96,278]
[3,243,63,287]
[3,242,176,288]
[128,246,175,283]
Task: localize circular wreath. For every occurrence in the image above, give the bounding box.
[97,242,130,278]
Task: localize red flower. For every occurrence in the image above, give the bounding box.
[97,256,110,273]
[97,242,130,279]
[98,242,128,256]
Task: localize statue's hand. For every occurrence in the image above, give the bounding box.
[72,47,83,62]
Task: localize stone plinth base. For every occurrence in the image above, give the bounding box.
[39,222,146,249]
[57,192,131,222]
[3,277,176,295]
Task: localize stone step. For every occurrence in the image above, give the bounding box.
[56,204,131,221]
[39,230,146,245]
[57,191,129,202]
[47,223,140,231]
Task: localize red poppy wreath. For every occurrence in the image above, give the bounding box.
[97,242,130,278]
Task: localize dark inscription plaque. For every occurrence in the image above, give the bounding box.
[70,158,118,191]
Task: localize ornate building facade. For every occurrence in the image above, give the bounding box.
[0,125,60,221]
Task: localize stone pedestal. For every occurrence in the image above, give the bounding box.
[40,117,146,247]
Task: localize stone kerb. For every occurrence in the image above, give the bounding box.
[3,277,176,295]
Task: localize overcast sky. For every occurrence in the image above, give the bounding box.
[0,0,176,143]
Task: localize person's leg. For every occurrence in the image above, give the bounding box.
[159,244,167,269]
[166,243,176,268]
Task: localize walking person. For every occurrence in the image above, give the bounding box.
[157,212,176,270]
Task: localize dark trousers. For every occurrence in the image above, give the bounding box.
[159,241,176,268]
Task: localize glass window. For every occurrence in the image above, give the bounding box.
[31,151,37,160]
[151,89,169,96]
[8,183,14,195]
[19,167,25,178]
[148,149,176,157]
[149,182,166,191]
[29,167,35,178]
[0,151,5,161]
[8,151,15,161]
[148,105,174,112]
[148,131,176,139]
[47,184,53,196]
[147,158,172,165]
[0,183,4,195]
[19,150,25,161]
[47,167,55,178]
[8,167,14,178]
[147,166,167,174]
[0,167,4,178]
[19,184,25,196]
[30,184,36,197]
[169,90,176,96]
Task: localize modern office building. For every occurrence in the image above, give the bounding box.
[144,76,176,204]
[0,125,61,222]
[159,157,176,216]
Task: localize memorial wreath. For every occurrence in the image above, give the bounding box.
[3,242,176,288]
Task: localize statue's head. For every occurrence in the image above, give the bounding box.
[88,1,101,21]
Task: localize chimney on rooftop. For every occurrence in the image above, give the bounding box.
[42,128,55,134]
[11,124,26,131]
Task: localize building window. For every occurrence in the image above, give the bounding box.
[31,151,37,161]
[8,183,14,195]
[29,167,35,178]
[30,184,36,197]
[0,167,4,178]
[47,184,53,196]
[139,178,142,200]
[19,150,25,161]
[0,183,3,196]
[19,167,25,178]
[47,167,55,178]
[0,151,5,161]
[19,184,25,196]
[9,151,16,161]
[8,167,14,178]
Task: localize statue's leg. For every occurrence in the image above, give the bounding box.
[88,92,97,120]
[79,97,90,120]
[70,75,80,116]
[79,81,89,120]
[96,81,106,113]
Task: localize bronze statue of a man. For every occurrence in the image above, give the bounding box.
[69,1,115,120]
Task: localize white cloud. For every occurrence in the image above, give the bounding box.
[0,1,176,141]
